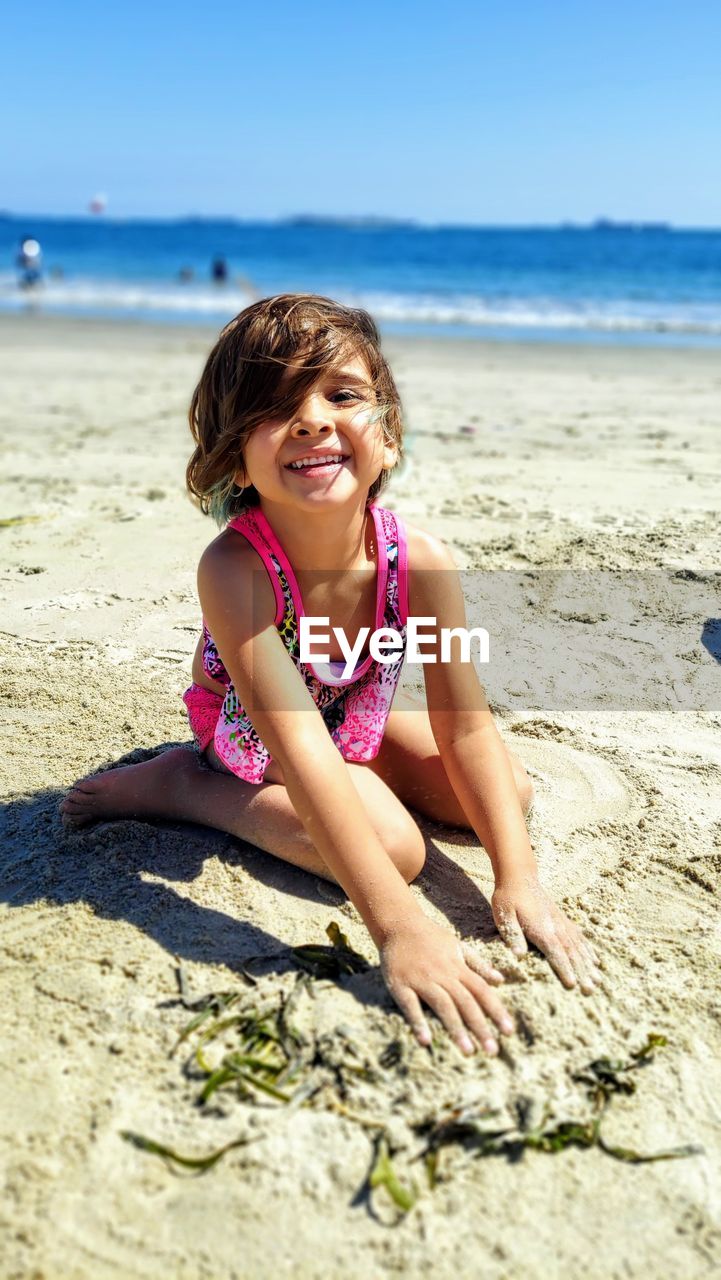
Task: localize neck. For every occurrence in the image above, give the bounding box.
[257,496,374,570]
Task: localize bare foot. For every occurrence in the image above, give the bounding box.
[60,747,203,828]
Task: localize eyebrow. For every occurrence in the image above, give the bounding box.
[280,366,368,388]
[332,369,371,385]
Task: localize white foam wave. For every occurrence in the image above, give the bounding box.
[2,273,721,336]
[358,290,721,335]
[0,274,255,317]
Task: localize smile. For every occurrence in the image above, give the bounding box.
[286,453,349,472]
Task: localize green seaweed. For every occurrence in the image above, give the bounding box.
[378,1039,404,1070]
[368,1135,417,1214]
[415,1108,517,1160]
[424,1149,439,1190]
[124,933,702,1216]
[597,1134,701,1164]
[326,921,352,950]
[291,921,370,979]
[121,1129,254,1172]
[276,974,310,1059]
[572,1032,668,1104]
[415,1034,702,1167]
[525,1116,600,1153]
[170,992,243,1055]
[173,986,313,1111]
[199,1060,293,1105]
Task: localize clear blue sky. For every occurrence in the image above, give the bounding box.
[2,0,719,225]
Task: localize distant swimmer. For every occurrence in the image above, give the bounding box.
[17,237,43,288]
[179,266,195,283]
[211,257,228,283]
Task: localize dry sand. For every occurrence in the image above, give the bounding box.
[1,314,720,1279]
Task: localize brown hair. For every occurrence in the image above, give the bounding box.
[186,293,405,524]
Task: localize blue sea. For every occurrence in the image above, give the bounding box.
[2,214,721,346]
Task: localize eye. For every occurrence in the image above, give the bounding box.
[329,389,364,403]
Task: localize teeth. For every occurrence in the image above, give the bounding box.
[290,455,345,470]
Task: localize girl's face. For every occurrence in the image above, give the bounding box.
[234,352,397,511]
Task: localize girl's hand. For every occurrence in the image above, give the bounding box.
[492,876,602,994]
[379,917,515,1056]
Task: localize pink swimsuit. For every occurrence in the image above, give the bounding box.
[183,503,409,783]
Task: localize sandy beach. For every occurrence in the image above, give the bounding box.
[1,313,720,1279]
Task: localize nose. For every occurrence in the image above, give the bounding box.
[290,391,335,439]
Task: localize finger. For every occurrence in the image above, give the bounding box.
[539,933,577,988]
[460,943,505,985]
[560,929,602,994]
[494,907,528,958]
[425,987,476,1057]
[565,921,601,972]
[563,936,604,993]
[461,972,515,1037]
[582,938,601,969]
[450,986,499,1056]
[564,941,597,995]
[390,985,432,1048]
[577,939,603,983]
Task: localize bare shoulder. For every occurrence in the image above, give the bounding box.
[197,526,276,630]
[198,524,262,586]
[403,520,464,619]
[403,519,459,572]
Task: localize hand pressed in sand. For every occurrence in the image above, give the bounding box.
[492,875,602,994]
[380,915,515,1056]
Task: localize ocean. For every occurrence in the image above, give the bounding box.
[2,214,721,345]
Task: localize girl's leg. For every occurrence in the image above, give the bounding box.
[368,689,534,826]
[61,745,426,885]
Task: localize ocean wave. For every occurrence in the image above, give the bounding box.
[0,275,256,317]
[357,290,721,335]
[2,274,721,336]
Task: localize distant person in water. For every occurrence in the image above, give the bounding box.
[179,266,195,283]
[211,257,228,283]
[17,237,43,288]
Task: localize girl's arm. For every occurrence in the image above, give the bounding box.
[198,534,515,1055]
[409,528,601,994]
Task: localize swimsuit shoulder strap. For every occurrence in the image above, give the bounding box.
[371,504,409,626]
[226,508,288,626]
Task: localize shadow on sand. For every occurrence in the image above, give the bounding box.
[0,743,499,1009]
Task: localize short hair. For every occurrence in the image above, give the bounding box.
[186,293,405,525]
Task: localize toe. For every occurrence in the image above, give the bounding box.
[60,781,102,826]
[61,809,92,828]
[61,792,90,812]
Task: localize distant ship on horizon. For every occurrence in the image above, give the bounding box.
[591,217,671,232]
[281,213,419,231]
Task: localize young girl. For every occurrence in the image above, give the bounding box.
[62,294,601,1057]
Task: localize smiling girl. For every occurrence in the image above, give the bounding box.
[62,293,601,1055]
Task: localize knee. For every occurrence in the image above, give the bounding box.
[385,814,426,884]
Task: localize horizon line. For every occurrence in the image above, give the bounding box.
[3,210,721,234]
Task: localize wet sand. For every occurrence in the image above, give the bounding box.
[1,314,720,1278]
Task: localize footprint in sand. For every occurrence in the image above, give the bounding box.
[24,591,122,613]
[449,737,642,901]
[518,737,642,897]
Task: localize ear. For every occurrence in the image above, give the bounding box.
[381,441,398,470]
[233,465,248,488]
